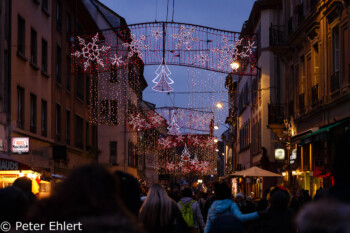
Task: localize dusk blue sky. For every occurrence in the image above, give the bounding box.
[100,0,255,137]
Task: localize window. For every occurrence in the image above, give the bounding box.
[332,26,340,74]
[66,55,71,91]
[110,141,117,165]
[100,100,109,122]
[41,100,47,136]
[30,28,37,65]
[17,86,25,129]
[30,94,37,133]
[66,13,71,35]
[110,100,118,125]
[56,104,61,141]
[75,115,84,149]
[42,38,48,73]
[56,0,62,30]
[56,45,62,84]
[92,125,97,147]
[17,15,25,55]
[42,0,48,12]
[75,71,84,100]
[66,110,70,144]
[86,75,90,105]
[85,122,89,150]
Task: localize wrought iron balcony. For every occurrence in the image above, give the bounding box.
[311,84,319,105]
[299,93,305,111]
[331,71,340,93]
[268,104,284,125]
[270,25,285,47]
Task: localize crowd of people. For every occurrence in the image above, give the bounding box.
[1,164,350,233]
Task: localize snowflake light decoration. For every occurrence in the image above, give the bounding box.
[172,25,198,50]
[211,35,245,70]
[152,28,163,40]
[122,34,149,59]
[71,33,110,71]
[195,51,209,66]
[243,41,256,55]
[111,54,123,66]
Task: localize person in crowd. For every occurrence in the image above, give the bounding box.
[202,182,219,222]
[290,188,305,213]
[247,187,296,233]
[208,215,245,233]
[13,176,36,203]
[169,183,181,202]
[114,171,142,216]
[241,196,256,214]
[296,199,350,233]
[28,165,144,233]
[178,188,205,233]
[235,192,245,210]
[198,192,208,219]
[256,188,270,211]
[204,182,259,233]
[139,183,188,233]
[0,186,29,224]
[313,187,328,201]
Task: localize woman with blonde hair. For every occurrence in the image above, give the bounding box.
[140,183,187,233]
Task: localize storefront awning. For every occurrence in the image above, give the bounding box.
[300,119,350,144]
[0,152,31,171]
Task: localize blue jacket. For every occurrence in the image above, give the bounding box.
[204,199,259,233]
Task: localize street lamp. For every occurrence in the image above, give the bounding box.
[216,102,223,109]
[214,125,219,130]
[230,61,240,70]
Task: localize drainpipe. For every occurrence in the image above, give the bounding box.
[6,0,11,155]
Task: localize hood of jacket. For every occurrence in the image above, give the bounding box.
[210,199,233,215]
[179,197,194,205]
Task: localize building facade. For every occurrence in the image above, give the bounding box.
[273,0,350,196]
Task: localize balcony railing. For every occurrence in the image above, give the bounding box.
[311,84,319,105]
[268,104,284,125]
[269,25,285,47]
[331,71,340,93]
[299,93,305,111]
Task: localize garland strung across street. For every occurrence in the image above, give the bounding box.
[70,22,258,76]
[70,22,256,177]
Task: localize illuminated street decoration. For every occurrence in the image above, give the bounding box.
[122,33,150,59]
[152,60,174,92]
[71,32,110,71]
[167,111,181,135]
[172,25,199,50]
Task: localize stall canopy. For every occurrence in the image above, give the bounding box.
[229,166,281,177]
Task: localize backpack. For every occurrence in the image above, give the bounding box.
[179,200,195,228]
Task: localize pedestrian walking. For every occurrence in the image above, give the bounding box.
[140,183,188,233]
[178,188,205,233]
[204,182,259,233]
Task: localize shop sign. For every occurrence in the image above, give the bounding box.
[290,148,297,164]
[275,148,285,160]
[0,160,19,170]
[12,137,29,154]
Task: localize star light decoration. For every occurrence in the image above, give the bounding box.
[195,51,210,66]
[172,25,199,50]
[211,35,256,70]
[71,32,111,71]
[152,28,163,40]
[122,34,150,59]
[111,54,124,66]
